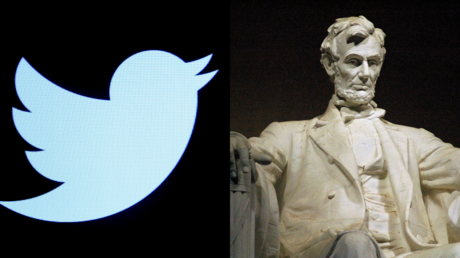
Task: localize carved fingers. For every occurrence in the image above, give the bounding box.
[230,131,272,184]
[230,132,251,184]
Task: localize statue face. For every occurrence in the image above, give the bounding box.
[333,33,383,105]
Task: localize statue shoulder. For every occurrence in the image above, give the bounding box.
[379,118,438,140]
[250,119,316,163]
[263,119,317,135]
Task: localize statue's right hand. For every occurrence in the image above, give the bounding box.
[230,131,272,184]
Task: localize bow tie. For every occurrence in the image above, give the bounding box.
[332,95,386,123]
[339,107,386,123]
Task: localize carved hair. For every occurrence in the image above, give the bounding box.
[320,16,386,65]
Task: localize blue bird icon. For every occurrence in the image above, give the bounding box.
[0,50,217,222]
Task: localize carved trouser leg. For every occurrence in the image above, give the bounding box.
[324,231,383,258]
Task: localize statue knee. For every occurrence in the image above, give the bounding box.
[337,232,373,250]
[330,231,379,258]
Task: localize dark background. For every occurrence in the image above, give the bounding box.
[231,1,460,151]
[1,5,227,255]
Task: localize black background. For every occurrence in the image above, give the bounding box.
[1,5,227,255]
[231,1,460,152]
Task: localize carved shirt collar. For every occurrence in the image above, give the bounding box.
[317,95,386,126]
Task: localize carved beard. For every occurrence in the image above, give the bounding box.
[335,85,375,105]
[333,71,376,105]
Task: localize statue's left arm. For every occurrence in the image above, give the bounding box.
[417,128,460,243]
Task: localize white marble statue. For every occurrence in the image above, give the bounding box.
[230,16,460,258]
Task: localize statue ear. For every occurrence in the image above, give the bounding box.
[321,53,336,78]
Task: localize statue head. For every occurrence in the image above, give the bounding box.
[320,16,386,105]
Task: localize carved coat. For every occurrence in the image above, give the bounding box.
[249,100,460,258]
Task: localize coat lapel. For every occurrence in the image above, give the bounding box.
[309,101,361,185]
[381,121,410,169]
[372,120,415,235]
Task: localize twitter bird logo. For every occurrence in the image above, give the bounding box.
[0,50,217,222]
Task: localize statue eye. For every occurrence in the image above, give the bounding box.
[368,60,379,66]
[347,59,360,66]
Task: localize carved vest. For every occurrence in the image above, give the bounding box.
[347,118,412,258]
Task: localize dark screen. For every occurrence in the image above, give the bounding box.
[1,5,227,255]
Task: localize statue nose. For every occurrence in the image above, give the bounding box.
[359,61,370,83]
